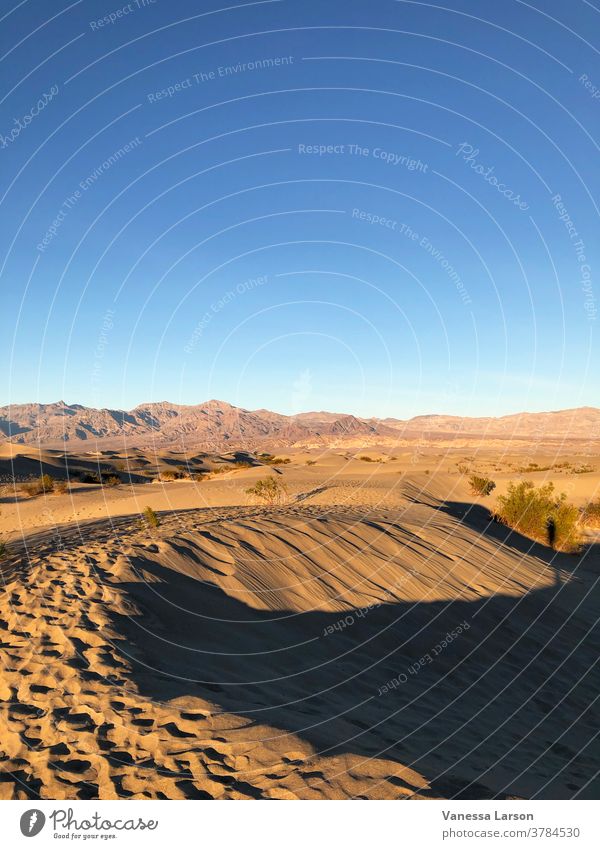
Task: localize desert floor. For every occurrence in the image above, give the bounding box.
[0,446,599,799]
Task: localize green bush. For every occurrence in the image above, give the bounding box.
[469,475,496,496]
[245,476,288,506]
[551,500,582,553]
[142,506,160,528]
[494,481,581,553]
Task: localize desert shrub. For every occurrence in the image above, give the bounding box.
[159,470,177,481]
[358,455,382,463]
[54,480,69,494]
[22,474,54,496]
[0,539,6,560]
[79,471,100,484]
[550,500,582,553]
[306,460,316,466]
[142,506,159,528]
[517,462,552,473]
[245,476,288,506]
[573,464,594,474]
[581,499,600,529]
[232,461,253,469]
[469,475,496,496]
[259,454,290,465]
[101,474,121,487]
[456,463,470,474]
[494,481,581,552]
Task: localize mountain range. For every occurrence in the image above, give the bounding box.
[0,400,598,451]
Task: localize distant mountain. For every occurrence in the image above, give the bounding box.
[0,399,397,450]
[0,400,597,451]
[376,407,600,439]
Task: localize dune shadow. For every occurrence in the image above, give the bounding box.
[106,517,600,800]
[6,499,599,799]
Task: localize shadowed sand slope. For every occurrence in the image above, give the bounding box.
[1,488,599,800]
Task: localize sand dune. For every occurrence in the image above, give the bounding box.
[1,459,599,800]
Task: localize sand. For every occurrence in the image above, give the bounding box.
[0,448,599,799]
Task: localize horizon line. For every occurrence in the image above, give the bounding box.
[1,397,598,422]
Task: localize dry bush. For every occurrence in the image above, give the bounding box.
[469,475,496,496]
[581,500,600,529]
[245,476,288,506]
[259,454,290,466]
[22,474,54,496]
[494,481,581,553]
[101,474,121,487]
[79,471,100,484]
[517,462,553,473]
[54,480,69,494]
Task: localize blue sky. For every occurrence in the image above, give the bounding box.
[1,0,598,418]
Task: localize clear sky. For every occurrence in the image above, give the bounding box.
[1,0,598,418]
